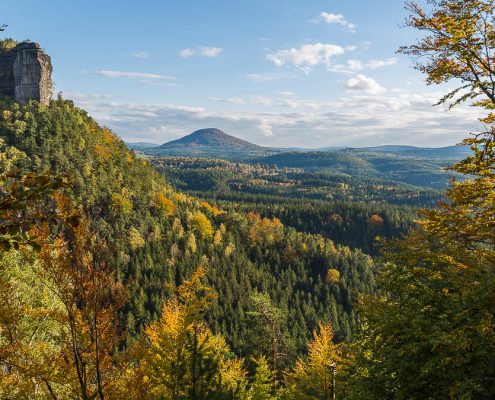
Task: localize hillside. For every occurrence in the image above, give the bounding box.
[351,144,472,159]
[146,128,278,159]
[125,141,159,150]
[0,97,375,351]
[254,150,460,189]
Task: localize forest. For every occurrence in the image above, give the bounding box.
[2,0,495,399]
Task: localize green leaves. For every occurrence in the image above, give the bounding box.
[0,171,71,250]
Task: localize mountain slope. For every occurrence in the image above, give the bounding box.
[161,128,262,149]
[125,141,159,150]
[0,98,375,351]
[254,150,460,189]
[147,128,278,159]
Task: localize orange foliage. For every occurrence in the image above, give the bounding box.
[246,212,284,245]
[155,192,176,217]
[367,214,384,229]
[199,201,225,218]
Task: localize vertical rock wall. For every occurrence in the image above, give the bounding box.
[0,41,52,105]
[0,47,15,99]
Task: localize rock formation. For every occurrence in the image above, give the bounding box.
[0,41,52,105]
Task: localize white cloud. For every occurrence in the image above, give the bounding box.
[278,91,296,97]
[70,90,481,148]
[180,46,223,58]
[179,48,195,58]
[345,74,386,95]
[200,46,223,57]
[315,12,356,32]
[347,59,364,71]
[131,51,150,59]
[366,58,397,69]
[94,70,176,80]
[207,95,272,106]
[266,43,349,72]
[344,58,398,72]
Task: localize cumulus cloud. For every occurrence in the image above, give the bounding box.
[315,12,356,32]
[335,58,398,73]
[131,51,150,59]
[200,46,223,57]
[346,59,364,71]
[94,70,176,80]
[345,74,386,95]
[266,43,350,72]
[180,46,223,58]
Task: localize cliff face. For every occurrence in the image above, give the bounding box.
[0,41,52,105]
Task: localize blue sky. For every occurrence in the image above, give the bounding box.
[3,0,482,147]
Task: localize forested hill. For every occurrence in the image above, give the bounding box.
[161,128,263,150]
[254,150,460,189]
[0,98,375,352]
[146,128,278,158]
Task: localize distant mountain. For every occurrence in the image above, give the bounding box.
[125,141,159,150]
[319,145,471,159]
[253,150,461,189]
[145,128,278,159]
[131,127,471,163]
[392,145,471,159]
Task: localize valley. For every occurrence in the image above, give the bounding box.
[3,0,495,398]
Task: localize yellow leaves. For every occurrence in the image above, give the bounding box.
[246,212,284,245]
[189,210,214,240]
[213,229,222,246]
[94,143,112,162]
[94,129,120,162]
[172,218,184,238]
[102,127,118,145]
[129,227,145,250]
[219,357,247,393]
[141,266,239,398]
[186,232,197,253]
[145,297,184,347]
[285,322,341,398]
[2,109,11,121]
[110,188,133,215]
[224,242,235,257]
[308,322,341,365]
[401,0,495,112]
[327,268,341,286]
[199,200,225,218]
[154,191,176,217]
[174,192,189,203]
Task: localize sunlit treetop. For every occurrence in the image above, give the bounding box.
[399,0,495,117]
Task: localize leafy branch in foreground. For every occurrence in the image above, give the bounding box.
[399,0,495,114]
[342,1,495,398]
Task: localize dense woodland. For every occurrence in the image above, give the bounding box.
[0,96,375,397]
[152,157,425,255]
[2,0,495,398]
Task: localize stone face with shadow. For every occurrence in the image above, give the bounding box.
[0,41,52,105]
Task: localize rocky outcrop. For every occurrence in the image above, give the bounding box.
[0,41,52,105]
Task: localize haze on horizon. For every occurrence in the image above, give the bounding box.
[3,0,483,148]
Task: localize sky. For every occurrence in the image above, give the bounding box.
[2,0,484,148]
